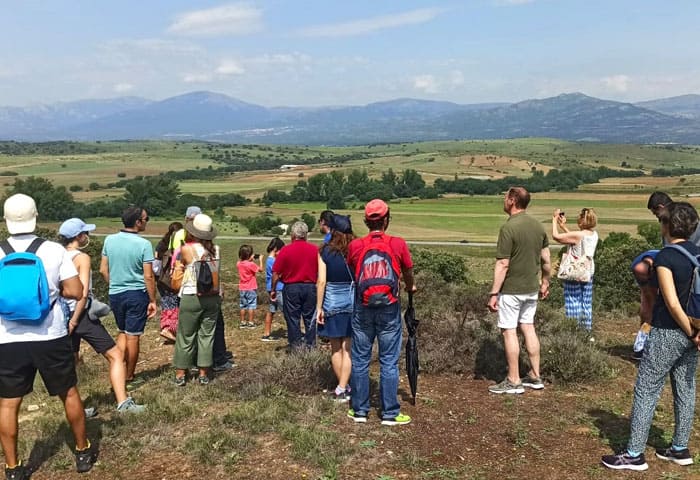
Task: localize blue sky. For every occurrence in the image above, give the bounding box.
[1,0,698,106]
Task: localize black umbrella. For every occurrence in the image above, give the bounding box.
[404,292,419,405]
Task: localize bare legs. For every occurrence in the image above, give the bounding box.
[501,324,540,383]
[329,337,352,390]
[117,333,140,381]
[103,346,127,404]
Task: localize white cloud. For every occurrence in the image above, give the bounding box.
[413,74,439,94]
[183,73,213,84]
[168,3,263,37]
[247,53,312,66]
[298,8,445,37]
[450,70,465,87]
[113,83,134,93]
[602,74,630,93]
[216,60,245,75]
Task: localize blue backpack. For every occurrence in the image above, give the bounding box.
[0,238,53,324]
[665,244,700,321]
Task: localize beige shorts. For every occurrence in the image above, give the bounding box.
[497,292,539,329]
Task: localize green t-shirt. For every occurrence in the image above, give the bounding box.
[170,228,186,250]
[496,212,549,294]
[102,231,154,294]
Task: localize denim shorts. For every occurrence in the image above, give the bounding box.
[269,291,284,313]
[109,289,149,335]
[240,290,257,310]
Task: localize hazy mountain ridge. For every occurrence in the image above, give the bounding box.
[1,91,699,144]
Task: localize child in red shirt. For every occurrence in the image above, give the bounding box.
[237,245,263,328]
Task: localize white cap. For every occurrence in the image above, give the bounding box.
[3,193,37,235]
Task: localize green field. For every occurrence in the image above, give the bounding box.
[4,138,700,243]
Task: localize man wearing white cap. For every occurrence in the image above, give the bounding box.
[0,194,96,478]
[100,206,156,391]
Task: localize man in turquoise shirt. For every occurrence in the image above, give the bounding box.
[100,206,156,389]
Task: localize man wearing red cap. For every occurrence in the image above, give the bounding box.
[346,199,416,426]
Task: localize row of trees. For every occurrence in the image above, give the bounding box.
[261,168,438,207]
[5,175,248,221]
[434,166,643,195]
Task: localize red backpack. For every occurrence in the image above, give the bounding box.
[355,234,401,307]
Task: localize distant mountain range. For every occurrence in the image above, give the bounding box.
[1,91,700,145]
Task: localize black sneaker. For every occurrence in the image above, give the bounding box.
[225,350,234,359]
[5,462,29,480]
[601,452,648,471]
[347,409,367,423]
[330,391,349,403]
[631,350,643,361]
[656,447,693,466]
[74,442,98,473]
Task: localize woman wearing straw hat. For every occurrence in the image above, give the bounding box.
[172,214,221,386]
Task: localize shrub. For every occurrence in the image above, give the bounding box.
[592,232,652,311]
[411,247,468,283]
[416,272,613,385]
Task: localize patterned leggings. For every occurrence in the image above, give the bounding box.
[563,280,593,330]
[627,328,698,454]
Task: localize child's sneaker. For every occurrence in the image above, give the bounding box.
[347,409,367,423]
[74,441,98,473]
[261,335,280,342]
[381,413,411,426]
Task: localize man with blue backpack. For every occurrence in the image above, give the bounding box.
[0,194,96,479]
[346,199,416,426]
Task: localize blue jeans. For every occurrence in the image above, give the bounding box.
[350,302,402,419]
[282,283,317,348]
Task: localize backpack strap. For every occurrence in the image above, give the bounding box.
[665,244,700,268]
[0,240,14,255]
[25,238,45,254]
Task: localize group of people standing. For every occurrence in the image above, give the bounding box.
[269,200,416,425]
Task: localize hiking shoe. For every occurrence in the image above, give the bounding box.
[84,407,98,418]
[125,376,145,391]
[5,462,29,480]
[631,350,643,362]
[330,392,349,403]
[347,409,367,423]
[381,413,412,426]
[488,378,525,394]
[198,375,210,385]
[261,335,280,342]
[174,376,186,387]
[656,447,693,466]
[212,361,234,372]
[117,397,146,413]
[521,375,544,390]
[74,442,98,473]
[601,452,648,471]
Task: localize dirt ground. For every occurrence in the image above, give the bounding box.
[19,310,700,480]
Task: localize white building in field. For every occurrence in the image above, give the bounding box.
[279,164,301,170]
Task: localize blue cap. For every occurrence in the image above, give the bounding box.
[331,214,352,234]
[59,218,96,238]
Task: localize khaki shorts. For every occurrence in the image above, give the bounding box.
[497,292,539,329]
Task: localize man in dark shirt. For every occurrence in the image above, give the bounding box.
[271,221,318,349]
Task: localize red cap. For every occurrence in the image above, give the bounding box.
[364,199,389,220]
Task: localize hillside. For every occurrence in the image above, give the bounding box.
[2,91,700,144]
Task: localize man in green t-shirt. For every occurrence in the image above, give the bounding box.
[487,187,551,394]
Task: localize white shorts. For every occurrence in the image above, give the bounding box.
[497,292,539,330]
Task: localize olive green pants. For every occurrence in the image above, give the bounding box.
[173,295,220,369]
